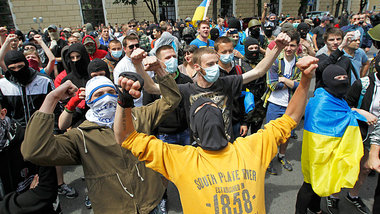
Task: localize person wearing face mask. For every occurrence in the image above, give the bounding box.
[227,18,246,57]
[82,35,107,61]
[133,33,293,144]
[295,64,367,214]
[47,25,67,74]
[262,21,276,42]
[23,34,56,76]
[214,37,249,141]
[210,28,220,42]
[246,19,268,56]
[143,45,192,147]
[0,50,61,212]
[21,71,182,213]
[115,55,320,214]
[297,23,316,57]
[102,40,125,82]
[61,43,91,88]
[241,37,268,134]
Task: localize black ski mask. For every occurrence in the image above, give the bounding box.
[190,97,228,151]
[62,43,91,87]
[249,27,261,39]
[322,64,349,98]
[297,23,310,39]
[263,21,275,38]
[4,50,36,86]
[210,28,219,41]
[87,58,110,79]
[244,37,260,61]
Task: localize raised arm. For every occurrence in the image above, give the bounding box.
[34,35,56,75]
[114,77,141,144]
[242,32,290,84]
[0,34,16,71]
[130,48,169,94]
[285,56,319,124]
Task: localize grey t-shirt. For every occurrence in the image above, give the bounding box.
[312,26,326,50]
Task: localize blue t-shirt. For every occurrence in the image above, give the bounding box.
[344,48,368,84]
[190,37,215,48]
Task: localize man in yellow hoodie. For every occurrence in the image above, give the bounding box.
[112,49,319,213]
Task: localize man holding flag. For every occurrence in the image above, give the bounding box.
[295,64,366,214]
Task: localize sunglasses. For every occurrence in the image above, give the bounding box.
[128,44,140,49]
[129,25,137,28]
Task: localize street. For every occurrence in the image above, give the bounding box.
[59,47,378,214]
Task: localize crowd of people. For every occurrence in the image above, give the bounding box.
[0,4,380,214]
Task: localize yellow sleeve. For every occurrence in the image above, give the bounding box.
[121,131,196,181]
[235,114,297,168]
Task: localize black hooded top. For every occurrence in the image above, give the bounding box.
[61,43,90,88]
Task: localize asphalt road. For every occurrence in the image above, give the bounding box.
[59,47,379,214]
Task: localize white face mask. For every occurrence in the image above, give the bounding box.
[85,94,118,128]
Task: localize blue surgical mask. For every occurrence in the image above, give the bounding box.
[164,57,178,74]
[111,50,122,58]
[200,64,220,83]
[219,53,234,64]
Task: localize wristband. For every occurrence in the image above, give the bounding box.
[65,91,82,111]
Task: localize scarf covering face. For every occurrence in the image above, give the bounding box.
[244,37,260,61]
[297,22,310,39]
[4,50,35,85]
[62,43,91,87]
[87,58,110,78]
[85,76,118,128]
[322,64,349,99]
[190,97,228,151]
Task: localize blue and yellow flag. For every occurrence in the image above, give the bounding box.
[302,88,366,197]
[192,0,211,27]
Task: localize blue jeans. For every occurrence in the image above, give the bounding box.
[157,129,190,146]
[266,102,295,136]
[232,122,241,142]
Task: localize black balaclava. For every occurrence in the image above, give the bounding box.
[297,23,310,39]
[249,26,261,39]
[4,50,35,85]
[210,28,219,41]
[322,64,349,98]
[244,37,260,61]
[87,58,110,79]
[190,97,228,151]
[228,18,241,31]
[67,43,90,77]
[62,43,90,87]
[263,21,275,38]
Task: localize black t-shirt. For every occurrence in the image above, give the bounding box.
[178,75,243,141]
[312,26,326,50]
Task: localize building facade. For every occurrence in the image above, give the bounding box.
[0,0,377,33]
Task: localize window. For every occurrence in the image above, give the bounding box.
[159,0,176,21]
[221,0,233,18]
[80,0,105,26]
[0,0,15,30]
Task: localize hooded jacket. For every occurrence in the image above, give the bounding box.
[21,74,181,214]
[82,35,107,61]
[61,43,91,88]
[0,68,54,128]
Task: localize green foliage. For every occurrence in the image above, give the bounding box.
[113,0,138,5]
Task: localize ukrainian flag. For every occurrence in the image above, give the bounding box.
[192,0,211,26]
[302,88,366,197]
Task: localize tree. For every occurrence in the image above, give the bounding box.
[113,0,158,23]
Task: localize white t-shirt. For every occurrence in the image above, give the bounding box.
[267,57,296,107]
[367,75,380,136]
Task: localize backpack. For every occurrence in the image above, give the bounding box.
[357,76,370,109]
